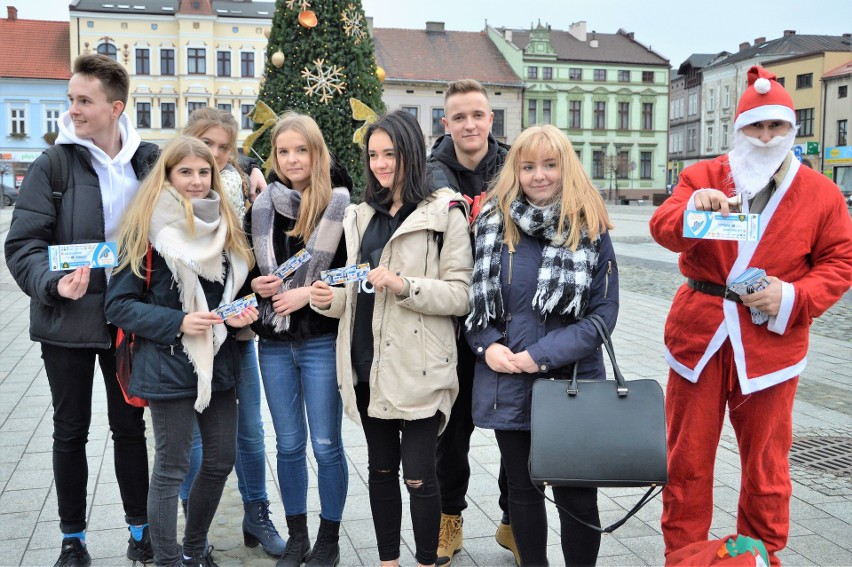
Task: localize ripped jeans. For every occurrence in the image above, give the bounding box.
[258,334,347,521]
[355,382,442,565]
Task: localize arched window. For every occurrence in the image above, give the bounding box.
[97,42,118,60]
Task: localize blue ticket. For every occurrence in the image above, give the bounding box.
[49,242,118,271]
[213,293,258,320]
[320,263,370,285]
[683,211,760,241]
[273,249,312,279]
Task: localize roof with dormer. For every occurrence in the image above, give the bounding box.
[372,27,523,87]
[703,34,851,69]
[0,17,70,80]
[495,26,669,66]
[69,0,275,18]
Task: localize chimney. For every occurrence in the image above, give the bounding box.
[7,6,17,20]
[753,36,765,45]
[844,33,851,41]
[568,20,587,42]
[739,41,750,51]
[504,28,513,43]
[366,16,373,34]
[425,21,445,33]
[783,29,796,37]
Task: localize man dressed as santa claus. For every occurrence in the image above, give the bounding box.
[650,65,852,565]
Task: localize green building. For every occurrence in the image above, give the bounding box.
[488,21,670,200]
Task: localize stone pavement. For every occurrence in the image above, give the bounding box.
[1,204,850,566]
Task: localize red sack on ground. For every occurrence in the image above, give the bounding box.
[666,534,769,566]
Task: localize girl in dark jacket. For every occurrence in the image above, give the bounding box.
[106,136,257,567]
[246,112,350,566]
[465,125,619,567]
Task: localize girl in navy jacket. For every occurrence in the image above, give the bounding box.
[106,136,257,567]
[465,125,619,567]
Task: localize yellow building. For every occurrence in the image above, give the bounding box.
[69,0,273,146]
[764,50,850,171]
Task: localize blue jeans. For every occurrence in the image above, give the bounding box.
[258,334,347,521]
[148,389,237,565]
[179,339,268,504]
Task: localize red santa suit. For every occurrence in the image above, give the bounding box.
[651,128,852,562]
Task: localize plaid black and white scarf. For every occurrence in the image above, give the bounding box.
[465,198,600,331]
[251,181,349,332]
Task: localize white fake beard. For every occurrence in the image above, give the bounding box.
[727,128,796,200]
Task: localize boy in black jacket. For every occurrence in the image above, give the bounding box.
[5,54,157,567]
[426,79,516,567]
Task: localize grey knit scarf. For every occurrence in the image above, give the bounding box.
[251,181,348,331]
[466,198,600,331]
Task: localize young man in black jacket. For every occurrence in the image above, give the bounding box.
[427,79,517,566]
[5,54,158,567]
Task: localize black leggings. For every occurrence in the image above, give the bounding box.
[496,429,601,567]
[355,383,441,565]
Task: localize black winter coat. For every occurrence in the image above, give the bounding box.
[4,142,159,348]
[465,231,619,430]
[243,208,347,342]
[104,251,240,400]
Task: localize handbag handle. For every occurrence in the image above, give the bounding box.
[568,313,628,397]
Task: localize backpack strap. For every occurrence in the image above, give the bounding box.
[46,145,70,217]
[144,243,153,291]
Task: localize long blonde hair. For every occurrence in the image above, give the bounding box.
[489,125,612,251]
[269,112,332,241]
[115,136,254,277]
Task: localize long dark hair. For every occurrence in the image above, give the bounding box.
[362,110,433,206]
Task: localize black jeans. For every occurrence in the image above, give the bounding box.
[148,389,237,565]
[356,383,441,565]
[496,429,601,567]
[41,339,149,533]
[436,337,510,517]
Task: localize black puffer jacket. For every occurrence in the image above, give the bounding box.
[4,142,159,348]
[104,251,240,400]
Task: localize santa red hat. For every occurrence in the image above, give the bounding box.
[734,66,796,132]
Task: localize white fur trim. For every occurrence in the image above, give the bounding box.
[665,321,728,382]
[768,281,795,334]
[754,77,771,94]
[738,357,806,394]
[734,105,796,131]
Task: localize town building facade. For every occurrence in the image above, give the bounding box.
[0,7,70,189]
[487,21,670,201]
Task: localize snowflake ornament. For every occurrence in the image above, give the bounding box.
[285,0,311,11]
[301,59,347,104]
[341,4,366,43]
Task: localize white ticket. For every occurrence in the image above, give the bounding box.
[273,249,312,279]
[49,242,119,271]
[321,263,370,285]
[683,211,760,241]
[213,293,258,320]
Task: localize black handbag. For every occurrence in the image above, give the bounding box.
[528,313,667,532]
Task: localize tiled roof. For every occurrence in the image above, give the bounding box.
[499,27,669,66]
[823,60,852,79]
[372,28,523,87]
[704,35,852,69]
[0,18,70,80]
[70,0,275,18]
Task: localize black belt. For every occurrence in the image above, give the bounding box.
[686,279,743,303]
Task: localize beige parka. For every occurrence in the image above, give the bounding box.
[312,188,473,432]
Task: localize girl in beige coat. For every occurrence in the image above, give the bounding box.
[311,110,472,567]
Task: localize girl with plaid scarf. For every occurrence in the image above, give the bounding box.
[465,125,620,567]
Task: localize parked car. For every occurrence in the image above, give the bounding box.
[2,183,18,207]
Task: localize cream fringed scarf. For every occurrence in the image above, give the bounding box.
[149,185,249,412]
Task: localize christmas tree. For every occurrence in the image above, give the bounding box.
[247,0,384,195]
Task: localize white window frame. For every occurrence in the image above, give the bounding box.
[44,105,62,134]
[9,104,27,136]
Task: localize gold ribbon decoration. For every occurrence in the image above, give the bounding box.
[241,100,279,169]
[350,97,378,147]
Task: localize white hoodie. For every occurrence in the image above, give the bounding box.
[55,111,143,244]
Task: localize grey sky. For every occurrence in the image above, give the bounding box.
[6,0,851,68]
